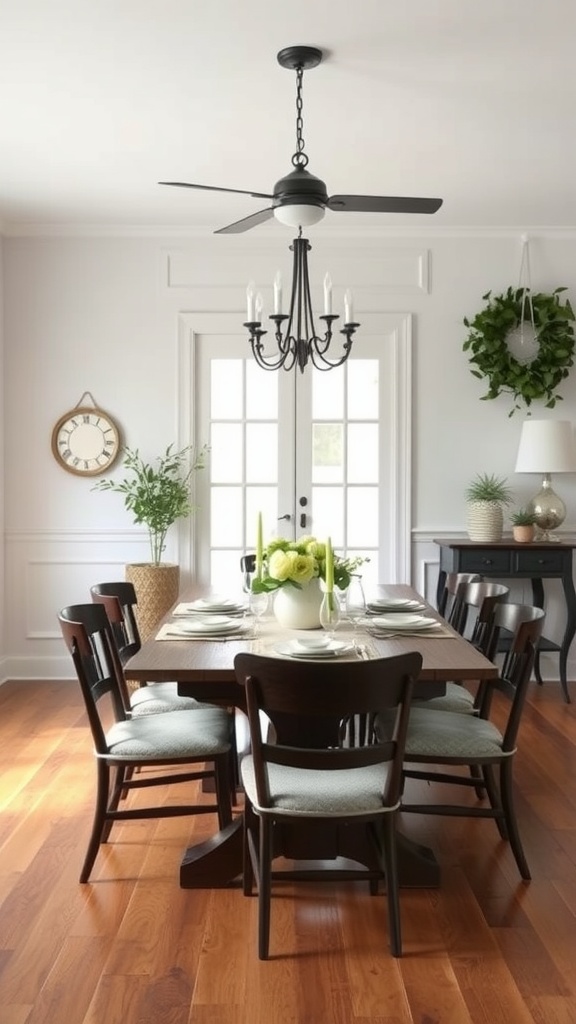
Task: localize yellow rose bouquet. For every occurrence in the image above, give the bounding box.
[251,535,366,594]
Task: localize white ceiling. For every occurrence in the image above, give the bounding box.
[2,0,576,235]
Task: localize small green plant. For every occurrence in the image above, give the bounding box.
[510,507,537,526]
[465,473,513,504]
[93,443,209,565]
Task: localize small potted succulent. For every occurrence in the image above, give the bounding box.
[510,507,537,544]
[465,472,513,542]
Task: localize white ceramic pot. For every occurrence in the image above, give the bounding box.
[273,577,323,630]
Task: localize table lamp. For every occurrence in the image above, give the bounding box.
[514,419,576,540]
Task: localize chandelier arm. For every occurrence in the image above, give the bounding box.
[243,235,359,373]
[309,320,356,370]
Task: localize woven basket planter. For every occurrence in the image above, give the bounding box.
[125,563,180,641]
[466,501,504,543]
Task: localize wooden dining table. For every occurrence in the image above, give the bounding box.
[125,584,498,890]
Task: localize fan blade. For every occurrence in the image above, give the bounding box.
[158,181,273,200]
[327,195,443,214]
[215,207,275,235]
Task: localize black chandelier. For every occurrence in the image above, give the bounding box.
[244,231,359,373]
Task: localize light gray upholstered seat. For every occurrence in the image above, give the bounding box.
[241,757,395,817]
[106,707,232,759]
[129,681,211,716]
[404,706,513,760]
[417,682,476,714]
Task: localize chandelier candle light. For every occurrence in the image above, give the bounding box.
[244,241,358,373]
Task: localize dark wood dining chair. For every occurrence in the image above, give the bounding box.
[234,650,422,959]
[58,602,234,882]
[90,581,218,716]
[399,603,545,880]
[91,580,240,800]
[415,579,510,715]
[437,571,483,619]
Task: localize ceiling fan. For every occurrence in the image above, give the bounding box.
[159,45,443,234]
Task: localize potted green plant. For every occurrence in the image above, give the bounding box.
[510,507,537,544]
[93,443,209,638]
[465,472,513,542]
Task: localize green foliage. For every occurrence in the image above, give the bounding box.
[251,535,368,594]
[463,286,575,416]
[465,473,513,504]
[93,443,209,565]
[510,507,537,526]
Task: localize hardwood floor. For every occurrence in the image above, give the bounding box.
[1,678,576,1023]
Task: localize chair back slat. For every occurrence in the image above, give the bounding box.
[438,572,483,620]
[479,603,545,744]
[450,580,509,648]
[90,582,141,664]
[59,603,130,750]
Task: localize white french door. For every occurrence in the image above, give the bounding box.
[178,312,412,591]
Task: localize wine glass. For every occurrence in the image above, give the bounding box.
[319,589,341,639]
[345,576,366,637]
[248,590,269,636]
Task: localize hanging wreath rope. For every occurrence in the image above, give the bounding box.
[463,285,575,416]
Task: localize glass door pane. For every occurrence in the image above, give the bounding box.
[189,311,411,590]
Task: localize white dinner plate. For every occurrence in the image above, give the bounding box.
[171,616,245,635]
[370,614,439,632]
[274,639,353,659]
[186,597,243,613]
[174,604,245,617]
[367,598,427,613]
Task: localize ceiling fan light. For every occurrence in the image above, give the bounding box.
[274,204,325,228]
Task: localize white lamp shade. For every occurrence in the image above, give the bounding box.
[515,419,576,473]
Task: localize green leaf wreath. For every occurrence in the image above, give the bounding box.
[463,286,575,416]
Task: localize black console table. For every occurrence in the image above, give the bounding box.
[434,539,576,704]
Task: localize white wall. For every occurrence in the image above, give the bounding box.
[2,229,576,682]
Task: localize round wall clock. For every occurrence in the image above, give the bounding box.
[51,403,121,476]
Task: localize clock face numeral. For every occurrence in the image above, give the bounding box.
[51,406,120,476]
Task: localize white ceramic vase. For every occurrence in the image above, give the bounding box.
[273,577,323,630]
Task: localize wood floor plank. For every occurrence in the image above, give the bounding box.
[1,679,576,1023]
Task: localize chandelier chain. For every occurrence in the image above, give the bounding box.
[292,66,309,169]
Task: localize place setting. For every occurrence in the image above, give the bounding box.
[271,635,357,661]
[365,612,453,639]
[156,613,254,641]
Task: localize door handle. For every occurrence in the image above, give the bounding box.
[300,513,307,528]
[278,513,291,521]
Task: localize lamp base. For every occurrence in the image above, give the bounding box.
[527,473,566,542]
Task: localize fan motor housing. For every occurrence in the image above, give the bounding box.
[273,167,328,210]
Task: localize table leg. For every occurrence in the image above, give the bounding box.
[531,575,574,704]
[560,573,576,704]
